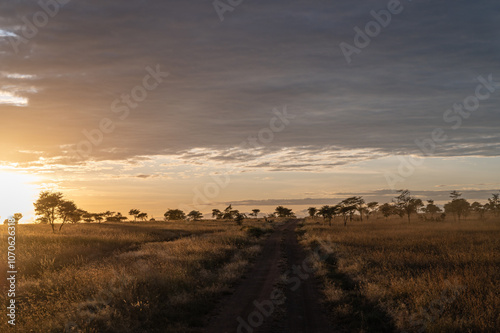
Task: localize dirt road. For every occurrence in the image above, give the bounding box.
[205,219,332,333]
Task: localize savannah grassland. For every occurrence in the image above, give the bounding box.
[0,220,271,332]
[0,216,499,333]
[301,215,500,332]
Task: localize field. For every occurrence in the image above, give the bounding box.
[1,217,499,332]
[0,220,271,332]
[300,216,500,332]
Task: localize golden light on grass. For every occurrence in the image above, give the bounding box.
[0,170,40,222]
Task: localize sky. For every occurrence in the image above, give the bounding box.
[0,0,499,221]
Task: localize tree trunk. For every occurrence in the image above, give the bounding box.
[59,218,67,232]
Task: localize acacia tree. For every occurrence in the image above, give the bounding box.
[423,200,442,219]
[339,197,361,226]
[339,205,356,227]
[394,190,424,223]
[222,205,241,219]
[318,205,337,226]
[187,210,203,221]
[378,203,396,220]
[471,202,486,220]
[164,209,186,221]
[234,212,246,225]
[487,193,500,217]
[251,209,260,218]
[103,211,114,222]
[353,197,366,221]
[107,212,127,222]
[129,209,141,221]
[307,207,317,219]
[366,202,378,220]
[69,209,86,224]
[57,200,78,231]
[82,212,94,223]
[444,191,471,221]
[275,206,295,218]
[137,212,148,221]
[34,191,64,233]
[212,209,223,219]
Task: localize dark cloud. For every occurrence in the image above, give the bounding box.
[0,0,499,167]
[225,188,500,207]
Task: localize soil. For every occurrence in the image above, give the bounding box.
[205,219,333,333]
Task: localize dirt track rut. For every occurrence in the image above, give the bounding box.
[205,219,332,333]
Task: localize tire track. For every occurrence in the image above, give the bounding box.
[205,219,332,333]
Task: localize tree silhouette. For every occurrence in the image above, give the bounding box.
[394,190,423,223]
[307,207,317,219]
[14,213,23,223]
[222,205,239,219]
[353,197,366,221]
[137,212,148,221]
[471,202,486,219]
[82,212,94,223]
[444,192,471,221]
[93,213,106,224]
[487,192,500,217]
[424,200,442,219]
[234,212,246,225]
[339,197,361,226]
[378,203,396,219]
[58,200,78,231]
[34,191,64,233]
[103,211,114,222]
[187,210,203,221]
[251,209,260,218]
[212,209,223,219]
[129,209,141,221]
[106,212,127,222]
[275,206,295,218]
[318,205,337,226]
[366,202,379,220]
[69,209,85,224]
[164,209,186,221]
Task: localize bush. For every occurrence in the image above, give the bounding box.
[243,226,270,238]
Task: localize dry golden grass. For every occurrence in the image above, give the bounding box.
[0,219,272,332]
[300,216,500,332]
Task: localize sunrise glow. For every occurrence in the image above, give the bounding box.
[0,170,40,222]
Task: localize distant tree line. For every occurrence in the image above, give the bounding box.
[29,189,500,232]
[32,191,142,233]
[307,189,500,226]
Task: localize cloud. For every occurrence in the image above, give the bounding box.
[224,188,500,207]
[0,0,498,169]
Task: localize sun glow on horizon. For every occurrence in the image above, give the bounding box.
[0,170,40,223]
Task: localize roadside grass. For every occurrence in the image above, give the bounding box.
[1,221,225,280]
[0,219,271,332]
[300,216,500,333]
